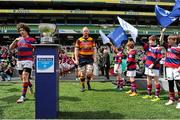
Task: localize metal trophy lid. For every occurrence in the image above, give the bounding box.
[39,23,56,44]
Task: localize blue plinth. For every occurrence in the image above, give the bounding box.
[34,44,59,119]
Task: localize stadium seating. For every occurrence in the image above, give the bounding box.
[0,24,179,35]
[0,0,178,45]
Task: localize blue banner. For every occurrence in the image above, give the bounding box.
[107,26,128,48]
[170,0,180,17]
[155,5,177,28]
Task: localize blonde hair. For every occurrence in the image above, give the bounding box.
[82,27,89,33]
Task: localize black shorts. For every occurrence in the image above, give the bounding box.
[18,68,32,75]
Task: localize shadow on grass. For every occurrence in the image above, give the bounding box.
[0,94,35,104]
[159,96,169,101]
[59,110,124,119]
[93,86,131,92]
[0,108,2,119]
[0,95,19,104]
[60,96,81,102]
[26,97,35,101]
[6,88,20,93]
[0,105,10,119]
[93,88,118,92]
[134,88,168,94]
[137,91,147,95]
[0,82,16,86]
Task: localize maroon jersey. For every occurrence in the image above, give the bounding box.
[16,37,36,61]
[127,49,136,71]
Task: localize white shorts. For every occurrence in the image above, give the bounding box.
[70,64,75,69]
[59,64,63,73]
[114,64,122,74]
[62,63,68,68]
[78,64,93,73]
[127,70,136,77]
[166,67,180,80]
[145,67,159,77]
[17,60,33,70]
[66,64,71,70]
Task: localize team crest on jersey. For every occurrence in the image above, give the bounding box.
[167,48,172,52]
[129,55,132,58]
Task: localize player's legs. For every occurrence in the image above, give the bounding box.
[16,60,33,103]
[116,73,123,90]
[165,80,175,105]
[114,64,123,90]
[142,75,153,99]
[18,70,23,81]
[127,71,137,96]
[17,68,31,103]
[86,64,93,90]
[78,66,86,92]
[175,80,180,109]
[154,76,160,98]
[165,68,175,105]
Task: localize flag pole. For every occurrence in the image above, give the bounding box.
[159,27,166,80]
[155,0,158,5]
[159,28,166,45]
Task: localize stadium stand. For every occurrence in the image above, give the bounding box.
[0,0,179,45]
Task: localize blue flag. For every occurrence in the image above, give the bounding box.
[107,26,128,48]
[155,5,177,28]
[170,0,180,17]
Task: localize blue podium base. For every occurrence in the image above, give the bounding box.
[34,44,59,119]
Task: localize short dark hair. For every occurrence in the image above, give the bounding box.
[177,35,180,44]
[17,23,30,34]
[126,40,135,49]
[168,35,179,44]
[149,35,157,41]
[168,35,178,40]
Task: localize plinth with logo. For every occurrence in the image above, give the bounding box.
[34,24,59,119]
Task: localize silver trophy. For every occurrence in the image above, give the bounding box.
[39,23,56,44]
